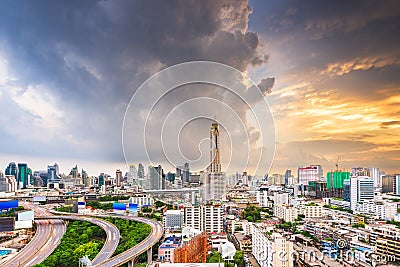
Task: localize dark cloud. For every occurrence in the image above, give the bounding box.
[258,77,275,95]
[0,0,271,171]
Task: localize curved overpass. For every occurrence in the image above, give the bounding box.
[47,210,164,266]
[37,215,120,265]
[93,215,163,267]
[1,219,66,267]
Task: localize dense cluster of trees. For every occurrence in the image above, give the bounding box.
[323,204,353,214]
[351,223,366,228]
[241,205,265,222]
[103,217,151,258]
[99,195,130,201]
[34,221,105,267]
[207,251,244,267]
[55,206,73,213]
[0,206,25,217]
[86,201,113,210]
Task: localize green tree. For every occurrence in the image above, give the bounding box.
[234,251,244,267]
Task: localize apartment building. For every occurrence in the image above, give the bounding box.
[184,205,223,233]
[252,224,294,267]
[274,205,298,222]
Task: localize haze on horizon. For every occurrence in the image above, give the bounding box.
[0,0,399,176]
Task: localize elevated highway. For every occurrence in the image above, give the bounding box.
[36,215,121,266]
[1,219,66,267]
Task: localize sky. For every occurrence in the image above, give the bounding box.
[0,0,399,176]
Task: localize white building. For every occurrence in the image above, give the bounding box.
[205,173,227,201]
[252,224,294,267]
[350,176,374,211]
[129,194,154,207]
[273,192,289,206]
[274,205,298,223]
[163,210,183,230]
[184,205,223,233]
[257,186,270,207]
[298,165,323,185]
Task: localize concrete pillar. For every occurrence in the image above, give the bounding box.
[127,260,134,267]
[147,247,153,264]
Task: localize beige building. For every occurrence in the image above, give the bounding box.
[303,204,322,218]
[274,205,298,222]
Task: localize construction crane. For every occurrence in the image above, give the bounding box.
[335,155,343,172]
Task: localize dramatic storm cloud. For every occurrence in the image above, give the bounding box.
[0,0,273,174]
[0,0,399,175]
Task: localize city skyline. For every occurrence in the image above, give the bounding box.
[0,1,399,174]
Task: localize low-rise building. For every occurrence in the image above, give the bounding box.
[303,204,322,218]
[163,210,183,230]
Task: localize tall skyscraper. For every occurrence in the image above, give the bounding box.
[350,176,374,210]
[82,169,89,186]
[18,163,28,189]
[138,163,145,179]
[205,122,226,200]
[5,162,18,180]
[149,165,164,190]
[69,165,79,178]
[393,175,400,195]
[116,169,123,187]
[284,169,292,186]
[47,163,61,184]
[209,122,221,173]
[298,165,323,185]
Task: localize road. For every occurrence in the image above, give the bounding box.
[38,215,121,265]
[93,216,163,267]
[1,219,66,267]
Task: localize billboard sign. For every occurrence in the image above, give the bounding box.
[17,210,34,221]
[0,200,18,210]
[33,196,46,202]
[129,203,138,213]
[15,220,33,229]
[0,218,15,232]
[113,202,126,212]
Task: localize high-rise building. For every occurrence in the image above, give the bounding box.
[163,210,183,230]
[137,163,145,179]
[18,163,28,189]
[149,165,164,190]
[393,175,400,195]
[205,122,226,200]
[82,169,89,186]
[350,176,374,210]
[167,172,175,183]
[5,162,18,181]
[369,167,381,188]
[343,179,351,201]
[326,171,350,189]
[98,173,105,187]
[298,165,323,185]
[382,175,395,193]
[47,163,61,184]
[351,167,370,177]
[284,169,292,186]
[252,225,294,267]
[69,165,79,178]
[184,205,223,233]
[209,122,221,173]
[183,163,190,183]
[127,164,137,184]
[116,169,123,187]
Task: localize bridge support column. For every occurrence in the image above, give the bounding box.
[147,247,152,264]
[127,260,135,267]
